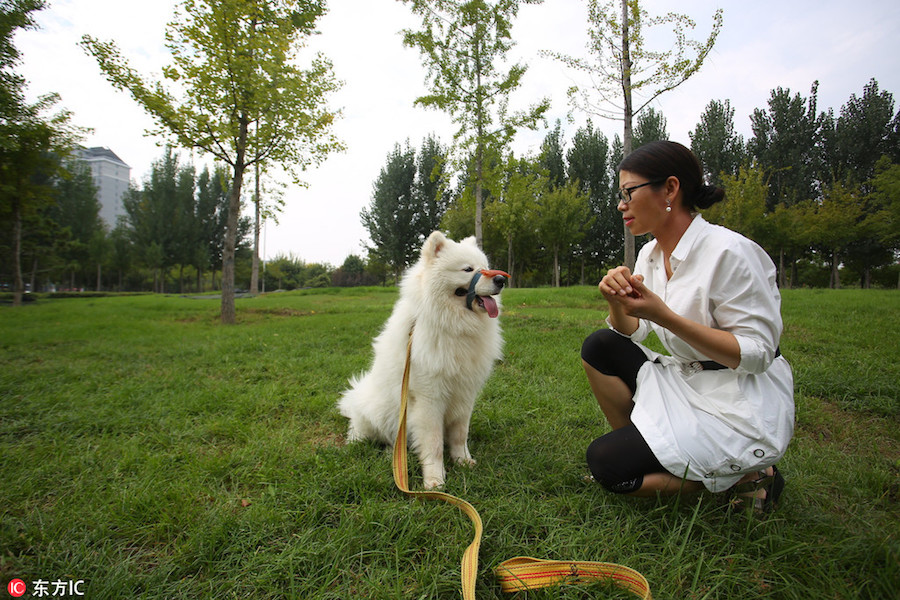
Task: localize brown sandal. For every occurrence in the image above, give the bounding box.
[728,465,785,514]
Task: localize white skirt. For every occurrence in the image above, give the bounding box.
[629,348,795,492]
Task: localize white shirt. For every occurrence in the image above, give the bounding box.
[611,215,795,492]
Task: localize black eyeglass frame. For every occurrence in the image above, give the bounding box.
[619,178,666,204]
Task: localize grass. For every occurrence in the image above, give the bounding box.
[0,287,898,599]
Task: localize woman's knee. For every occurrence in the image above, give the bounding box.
[586,425,664,495]
[580,329,623,366]
[586,435,642,494]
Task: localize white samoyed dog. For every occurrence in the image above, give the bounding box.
[338,230,508,489]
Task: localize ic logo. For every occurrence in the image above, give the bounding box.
[7,579,27,597]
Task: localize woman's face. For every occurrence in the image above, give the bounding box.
[617,170,670,236]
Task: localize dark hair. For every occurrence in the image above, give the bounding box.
[618,140,725,211]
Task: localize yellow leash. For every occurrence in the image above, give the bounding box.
[391,332,653,599]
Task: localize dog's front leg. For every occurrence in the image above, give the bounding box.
[409,406,446,489]
[446,413,476,467]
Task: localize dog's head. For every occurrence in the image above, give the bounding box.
[419,230,508,318]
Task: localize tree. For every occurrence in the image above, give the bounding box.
[567,120,614,277]
[748,83,824,210]
[797,183,864,289]
[546,0,722,269]
[831,78,896,186]
[1,0,87,304]
[0,0,43,118]
[690,99,745,187]
[707,164,771,251]
[866,158,900,251]
[195,164,231,290]
[631,106,668,149]
[400,0,550,248]
[122,149,190,292]
[87,228,111,291]
[538,119,566,189]
[82,0,342,323]
[535,180,590,287]
[486,153,541,281]
[414,134,450,235]
[108,219,132,290]
[361,142,418,277]
[50,160,103,288]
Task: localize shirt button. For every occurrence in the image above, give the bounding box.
[730,464,741,472]
[753,449,765,458]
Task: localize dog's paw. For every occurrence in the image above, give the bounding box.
[423,477,445,490]
[453,456,477,468]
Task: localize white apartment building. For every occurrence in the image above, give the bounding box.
[75,146,131,228]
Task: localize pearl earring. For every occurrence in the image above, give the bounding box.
[665,201,672,213]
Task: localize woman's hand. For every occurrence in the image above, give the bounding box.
[600,266,742,368]
[599,266,641,299]
[599,267,670,326]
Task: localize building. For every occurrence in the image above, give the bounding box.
[75,147,131,229]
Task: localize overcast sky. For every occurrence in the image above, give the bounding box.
[15,0,900,266]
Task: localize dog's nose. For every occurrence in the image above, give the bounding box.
[479,269,510,290]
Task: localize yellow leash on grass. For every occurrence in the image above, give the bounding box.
[392,332,652,599]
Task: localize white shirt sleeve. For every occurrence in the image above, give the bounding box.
[709,242,783,374]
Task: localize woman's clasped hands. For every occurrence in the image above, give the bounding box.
[599,266,669,324]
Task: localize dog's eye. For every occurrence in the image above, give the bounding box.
[455,288,467,296]
[463,266,474,272]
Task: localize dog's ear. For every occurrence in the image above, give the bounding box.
[422,230,448,262]
[460,236,477,247]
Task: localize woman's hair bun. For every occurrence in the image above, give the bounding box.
[695,184,726,210]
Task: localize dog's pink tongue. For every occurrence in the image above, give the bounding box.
[481,296,499,318]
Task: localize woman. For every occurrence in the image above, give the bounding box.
[581,141,794,511]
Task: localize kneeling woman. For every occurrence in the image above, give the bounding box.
[582,141,794,511]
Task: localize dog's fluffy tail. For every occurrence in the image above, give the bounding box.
[338,372,399,446]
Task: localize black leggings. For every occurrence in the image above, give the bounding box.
[581,329,666,493]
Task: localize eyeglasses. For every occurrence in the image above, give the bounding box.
[619,179,665,204]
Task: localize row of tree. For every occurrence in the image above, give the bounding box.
[7,81,897,294]
[363,78,900,289]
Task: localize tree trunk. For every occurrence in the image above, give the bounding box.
[621,0,636,272]
[30,257,38,294]
[250,159,261,294]
[778,248,785,288]
[831,250,840,289]
[506,235,514,288]
[474,39,484,249]
[553,248,560,287]
[12,198,24,306]
[221,113,250,324]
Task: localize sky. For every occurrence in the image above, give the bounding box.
[14,0,900,267]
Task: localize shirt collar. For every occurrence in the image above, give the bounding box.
[669,214,707,271]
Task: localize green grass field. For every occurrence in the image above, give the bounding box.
[1,288,898,599]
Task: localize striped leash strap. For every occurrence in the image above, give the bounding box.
[393,331,652,599]
[495,557,651,598]
[392,332,483,600]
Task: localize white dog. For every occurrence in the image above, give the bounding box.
[338,231,508,489]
